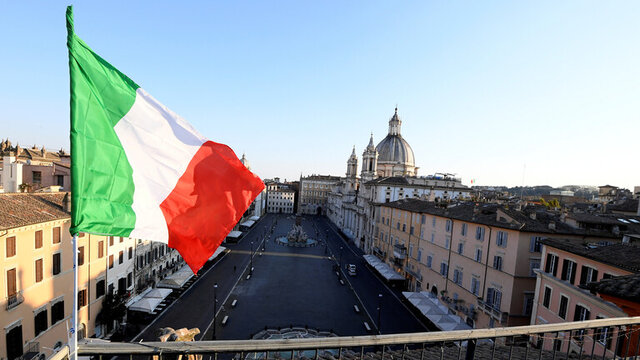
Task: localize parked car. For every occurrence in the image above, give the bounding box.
[347,264,356,276]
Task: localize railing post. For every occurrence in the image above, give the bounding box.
[465,339,476,360]
[625,326,633,359]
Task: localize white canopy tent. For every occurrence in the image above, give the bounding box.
[157,265,195,289]
[207,245,227,262]
[129,297,163,313]
[240,220,255,228]
[249,215,260,221]
[363,255,404,281]
[402,291,472,331]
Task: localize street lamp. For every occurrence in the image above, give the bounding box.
[339,246,344,269]
[250,241,254,275]
[213,283,218,340]
[377,293,383,334]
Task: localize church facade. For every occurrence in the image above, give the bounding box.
[327,108,471,253]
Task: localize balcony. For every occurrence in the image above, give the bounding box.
[403,266,422,281]
[6,291,24,310]
[77,317,640,360]
[477,298,508,323]
[393,244,407,259]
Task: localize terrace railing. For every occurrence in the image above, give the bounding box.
[76,316,640,360]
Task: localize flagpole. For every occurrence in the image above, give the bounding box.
[71,233,78,360]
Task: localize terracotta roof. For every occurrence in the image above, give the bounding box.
[382,199,584,235]
[542,238,640,273]
[0,192,69,229]
[583,273,640,302]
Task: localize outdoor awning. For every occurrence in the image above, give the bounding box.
[363,255,404,281]
[402,291,472,331]
[145,288,172,299]
[157,265,195,289]
[128,297,163,313]
[240,220,255,228]
[207,246,227,261]
[249,215,260,221]
[226,231,242,239]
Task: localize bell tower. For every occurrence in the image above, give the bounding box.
[361,133,378,182]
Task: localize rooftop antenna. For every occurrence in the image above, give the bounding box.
[520,163,526,200]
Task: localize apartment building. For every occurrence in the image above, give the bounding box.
[0,193,108,360]
[265,180,296,214]
[531,239,640,357]
[298,175,341,215]
[373,199,627,329]
[1,141,71,193]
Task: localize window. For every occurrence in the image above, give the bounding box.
[417,249,422,262]
[496,231,508,247]
[529,258,541,276]
[98,241,104,258]
[402,224,406,232]
[558,295,569,319]
[109,255,114,269]
[475,226,485,241]
[461,223,468,236]
[7,268,17,297]
[445,236,450,249]
[421,215,426,224]
[475,248,482,262]
[127,272,133,288]
[432,217,436,227]
[543,286,552,308]
[34,309,48,336]
[493,255,503,271]
[119,237,123,243]
[561,259,577,284]
[53,227,61,244]
[397,222,400,230]
[431,233,435,243]
[446,220,452,232]
[35,230,43,249]
[580,266,598,285]
[471,277,480,296]
[128,247,133,259]
[6,236,16,257]
[595,316,613,349]
[96,279,105,298]
[56,175,64,187]
[35,259,43,282]
[51,300,64,324]
[118,250,124,264]
[530,236,542,252]
[453,269,463,285]
[109,236,114,246]
[52,253,61,275]
[32,171,42,184]
[486,287,502,310]
[426,255,432,268]
[440,262,448,276]
[457,242,464,255]
[545,254,559,276]
[78,246,85,266]
[410,226,414,235]
[524,293,535,316]
[78,289,88,309]
[573,304,590,321]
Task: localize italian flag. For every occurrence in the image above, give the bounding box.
[66,7,264,273]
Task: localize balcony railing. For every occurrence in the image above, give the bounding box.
[6,291,24,310]
[77,317,640,360]
[393,244,407,259]
[477,298,508,324]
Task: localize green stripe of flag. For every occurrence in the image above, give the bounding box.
[67,6,139,236]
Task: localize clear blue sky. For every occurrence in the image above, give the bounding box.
[1,1,638,190]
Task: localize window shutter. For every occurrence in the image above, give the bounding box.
[545,254,552,273]
[570,263,577,284]
[592,270,599,283]
[580,266,588,285]
[561,259,569,280]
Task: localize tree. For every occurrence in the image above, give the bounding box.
[96,292,127,333]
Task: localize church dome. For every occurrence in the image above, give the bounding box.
[375,108,415,166]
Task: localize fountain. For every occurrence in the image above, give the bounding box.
[276,217,318,247]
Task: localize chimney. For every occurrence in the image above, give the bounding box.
[62,193,70,213]
[548,222,556,230]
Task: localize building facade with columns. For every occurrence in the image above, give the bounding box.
[298,174,341,215]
